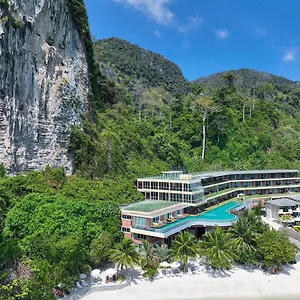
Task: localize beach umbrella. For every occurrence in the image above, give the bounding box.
[159,261,170,268]
[170,261,180,269]
[105,268,117,277]
[91,269,101,278]
[80,274,87,279]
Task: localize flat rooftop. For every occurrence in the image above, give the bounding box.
[267,198,299,207]
[138,169,298,181]
[123,200,180,213]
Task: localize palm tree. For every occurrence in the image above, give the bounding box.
[228,217,258,264]
[199,226,236,270]
[242,209,268,234]
[109,238,140,272]
[170,231,198,272]
[155,244,170,263]
[140,239,156,268]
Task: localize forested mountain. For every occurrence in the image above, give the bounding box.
[94,38,190,98]
[195,68,299,93]
[195,68,300,116]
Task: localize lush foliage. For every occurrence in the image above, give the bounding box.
[170,231,198,272]
[257,230,297,268]
[200,226,236,269]
[0,168,123,299]
[109,238,140,271]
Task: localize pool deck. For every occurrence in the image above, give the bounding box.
[131,200,246,238]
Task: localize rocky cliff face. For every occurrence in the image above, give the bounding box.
[0,0,89,173]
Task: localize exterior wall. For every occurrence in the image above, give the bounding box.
[265,203,279,219]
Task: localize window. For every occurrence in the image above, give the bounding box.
[134,234,147,240]
[122,215,132,220]
[151,182,158,189]
[122,227,130,232]
[159,182,169,190]
[134,217,147,227]
[137,181,143,189]
[144,181,150,189]
[159,192,168,200]
[151,192,158,200]
[152,216,160,223]
[170,193,182,202]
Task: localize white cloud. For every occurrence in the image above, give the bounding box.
[154,30,161,37]
[179,15,204,34]
[114,0,175,25]
[214,28,229,40]
[283,49,296,62]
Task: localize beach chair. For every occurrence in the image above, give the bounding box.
[76,282,82,289]
[188,268,193,275]
[166,270,171,277]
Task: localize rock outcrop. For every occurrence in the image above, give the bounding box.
[0,0,89,173]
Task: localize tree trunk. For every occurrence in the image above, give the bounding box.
[242,101,246,122]
[138,102,141,122]
[169,114,172,131]
[202,112,207,161]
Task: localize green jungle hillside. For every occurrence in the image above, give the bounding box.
[94,38,191,99]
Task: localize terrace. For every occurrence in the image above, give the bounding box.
[130,201,246,238]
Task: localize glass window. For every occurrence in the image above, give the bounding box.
[144,181,150,189]
[122,227,130,232]
[151,192,158,200]
[151,182,158,189]
[122,215,132,220]
[134,217,147,227]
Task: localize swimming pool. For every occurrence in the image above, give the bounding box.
[157,201,243,233]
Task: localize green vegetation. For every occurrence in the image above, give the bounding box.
[170,231,198,272]
[94,38,190,97]
[109,238,140,271]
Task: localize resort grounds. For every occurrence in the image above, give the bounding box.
[82,256,300,300]
[81,216,300,300]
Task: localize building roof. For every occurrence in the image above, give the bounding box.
[138,169,298,182]
[121,200,189,218]
[290,195,300,201]
[122,200,181,213]
[267,198,299,207]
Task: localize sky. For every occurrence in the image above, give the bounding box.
[84,0,300,81]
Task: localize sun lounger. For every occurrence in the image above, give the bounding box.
[178,272,183,277]
[76,282,82,289]
[166,270,171,277]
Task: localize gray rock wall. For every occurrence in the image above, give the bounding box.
[0,0,89,173]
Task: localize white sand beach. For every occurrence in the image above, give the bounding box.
[82,258,300,300]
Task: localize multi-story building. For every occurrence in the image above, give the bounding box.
[265,196,300,225]
[121,169,300,245]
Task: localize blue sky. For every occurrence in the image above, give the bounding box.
[84,0,300,81]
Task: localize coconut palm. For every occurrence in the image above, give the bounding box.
[140,239,156,268]
[228,217,258,264]
[155,244,170,263]
[199,226,236,270]
[109,238,140,271]
[170,231,198,272]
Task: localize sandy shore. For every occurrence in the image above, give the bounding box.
[82,259,300,300]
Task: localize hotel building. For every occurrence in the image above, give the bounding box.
[121,169,300,244]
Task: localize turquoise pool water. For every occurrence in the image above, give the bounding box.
[157,201,242,232]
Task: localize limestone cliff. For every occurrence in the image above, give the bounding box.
[0,0,89,173]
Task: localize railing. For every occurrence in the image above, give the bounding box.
[131,202,246,235]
